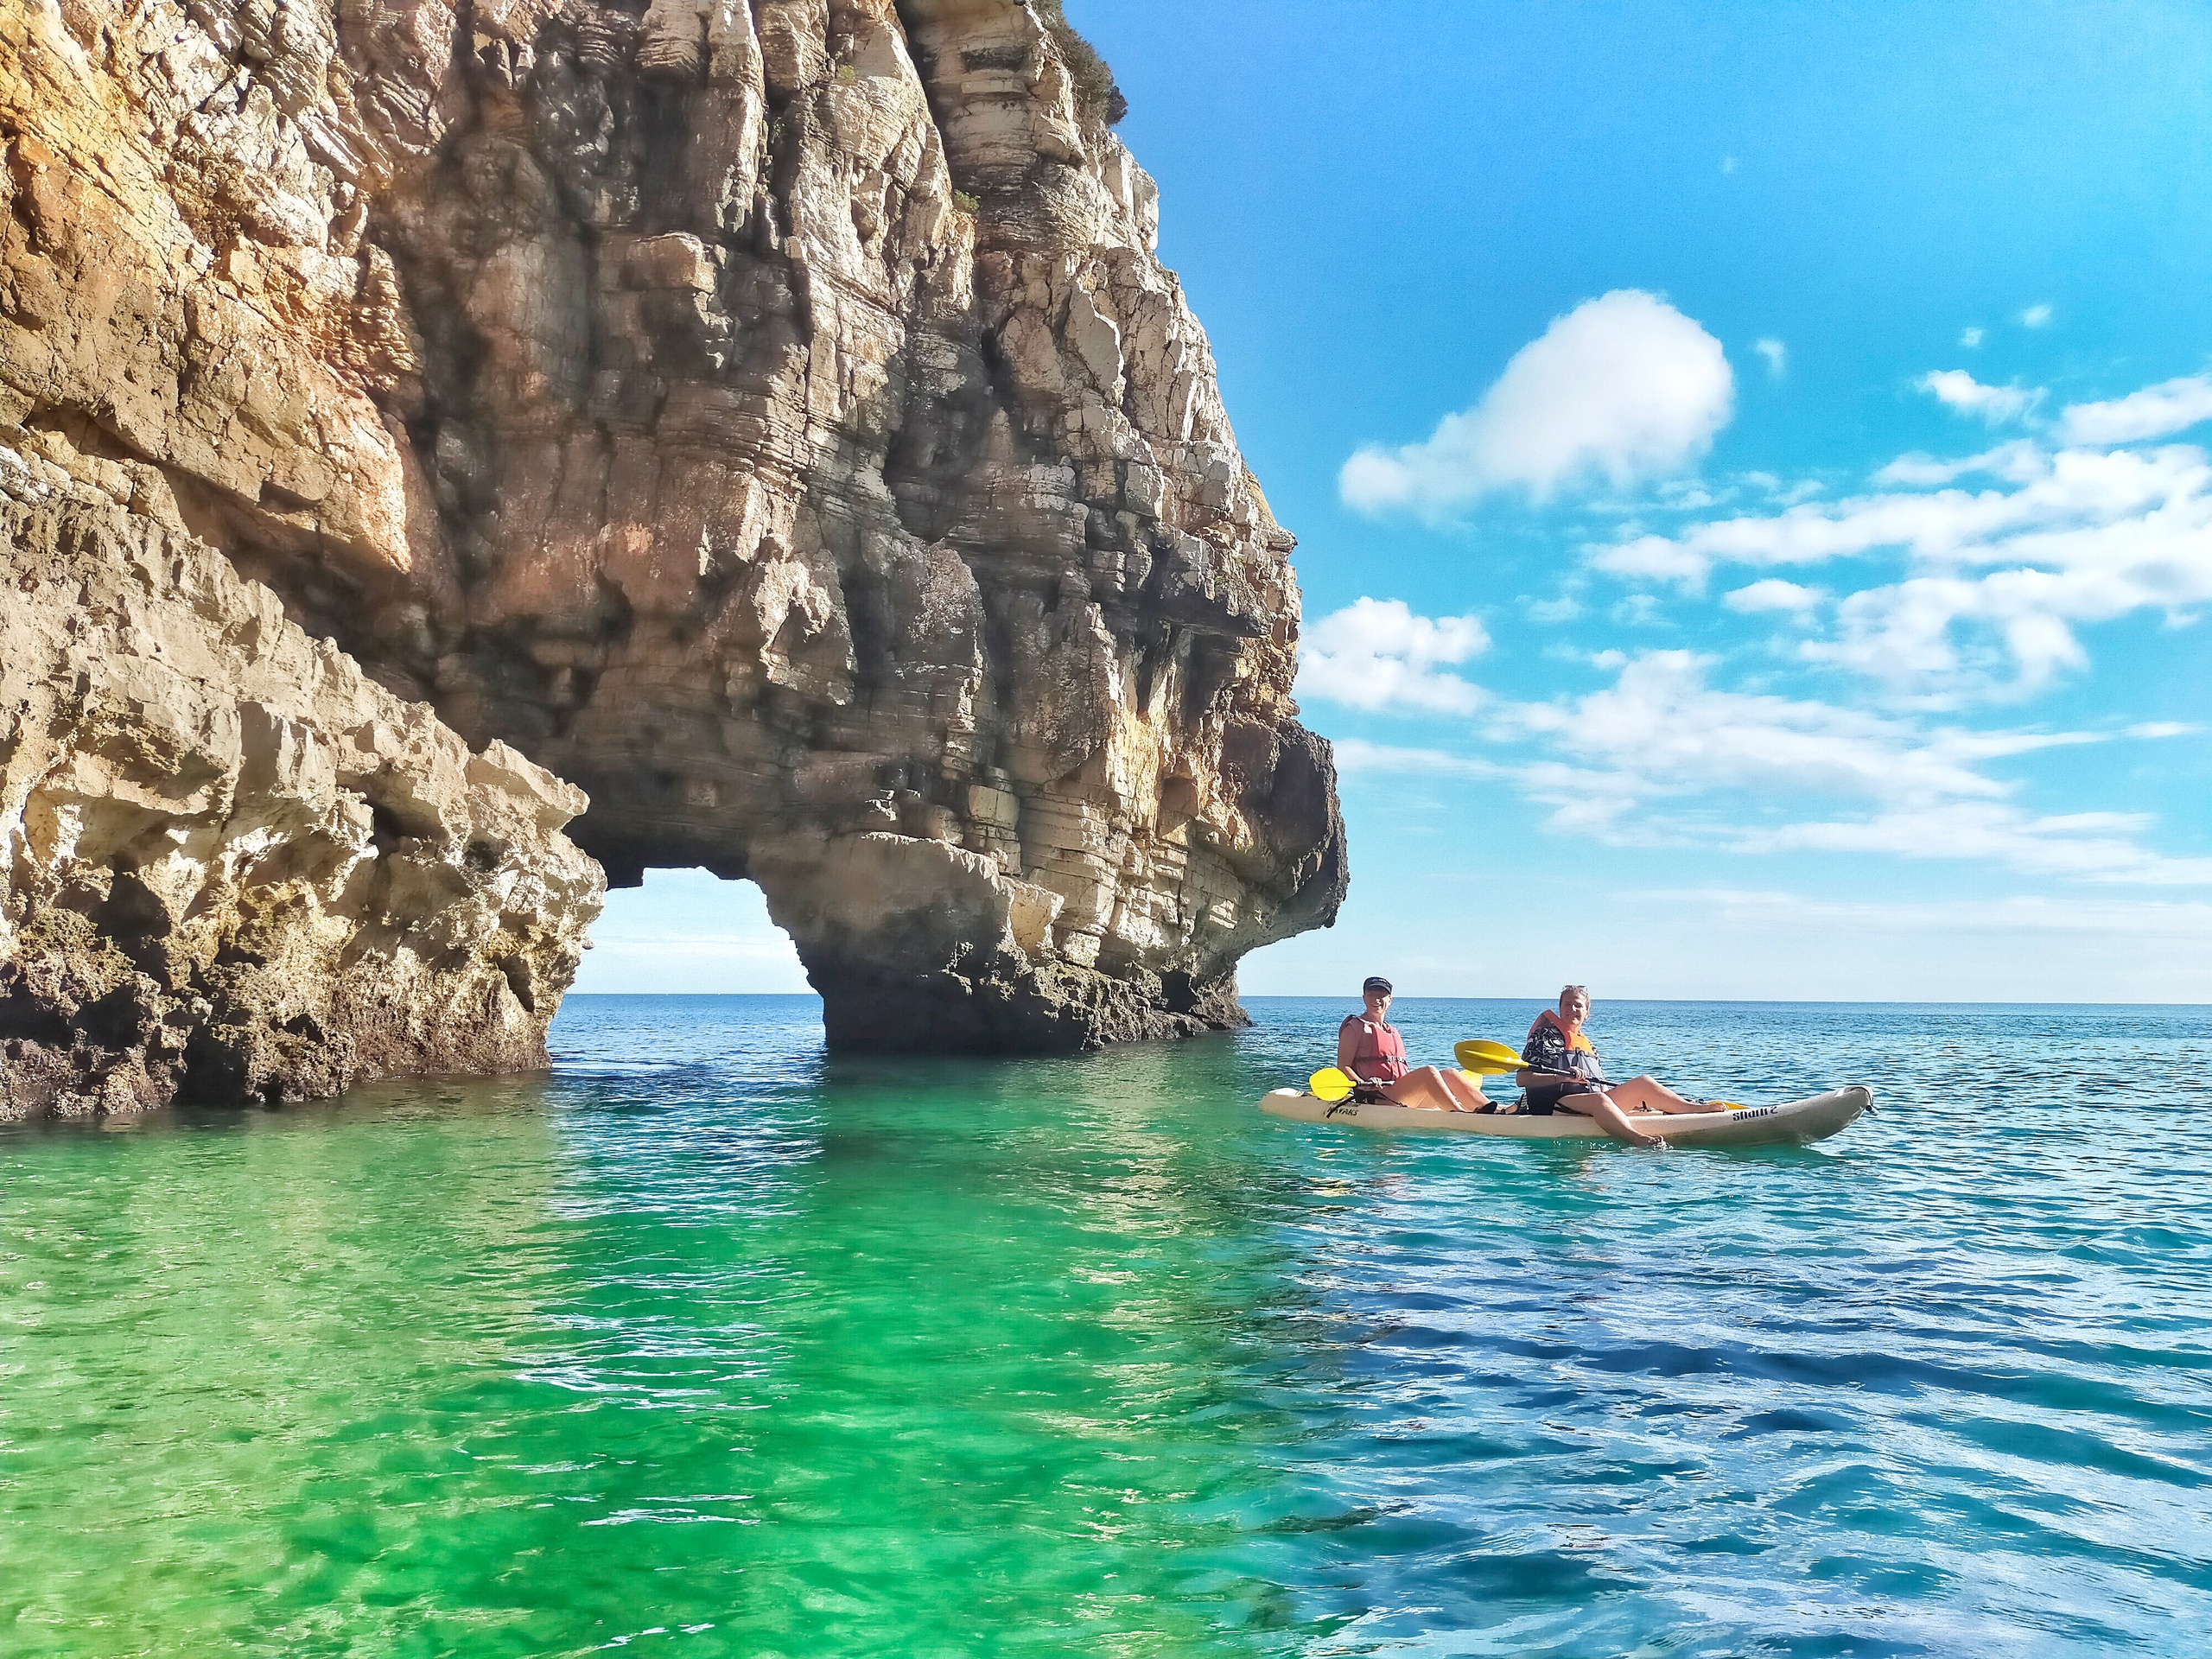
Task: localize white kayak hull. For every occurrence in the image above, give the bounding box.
[1258,1084,1870,1147]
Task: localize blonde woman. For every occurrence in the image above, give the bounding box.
[1515,985,1707,1146]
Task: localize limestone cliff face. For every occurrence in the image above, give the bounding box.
[0,0,1344,1060]
[0,435,603,1119]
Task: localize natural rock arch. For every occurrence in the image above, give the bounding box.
[0,0,1346,1088]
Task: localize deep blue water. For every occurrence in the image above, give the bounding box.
[3,995,2208,1656]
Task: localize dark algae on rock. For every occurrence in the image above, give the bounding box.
[0,0,1344,1106]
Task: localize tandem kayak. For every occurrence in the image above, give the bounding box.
[1257,1084,1871,1148]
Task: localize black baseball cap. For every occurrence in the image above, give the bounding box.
[1363,976,1393,995]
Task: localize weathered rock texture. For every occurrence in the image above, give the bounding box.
[0,433,603,1119]
[0,0,1344,1058]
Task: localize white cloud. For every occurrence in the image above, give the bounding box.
[2126,721,2198,739]
[1613,592,1665,626]
[1467,652,2209,883]
[1917,369,2040,424]
[1643,887,2212,940]
[1494,651,2060,807]
[1871,441,2044,488]
[2059,375,2212,445]
[2021,303,2054,328]
[1960,326,1985,348]
[1524,593,1583,623]
[1754,339,1786,378]
[1296,598,1489,714]
[1331,738,1497,778]
[1591,413,2212,698]
[1745,803,2212,885]
[1339,290,1734,515]
[1725,578,1823,614]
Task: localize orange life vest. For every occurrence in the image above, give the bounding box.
[1528,1007,1596,1058]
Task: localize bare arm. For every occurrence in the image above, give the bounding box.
[1337,1017,1362,1077]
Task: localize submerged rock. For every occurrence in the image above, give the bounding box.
[0,0,1345,1075]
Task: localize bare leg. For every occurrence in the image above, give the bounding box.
[1429,1065,1491,1111]
[1560,1089,1664,1146]
[1605,1075,1708,1116]
[1382,1065,1491,1112]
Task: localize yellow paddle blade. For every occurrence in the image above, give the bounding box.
[1454,1039,1526,1075]
[1308,1067,1356,1103]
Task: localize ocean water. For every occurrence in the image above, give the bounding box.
[3,995,2209,1657]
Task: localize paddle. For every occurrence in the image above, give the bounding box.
[1453,1039,1530,1075]
[1307,1067,1357,1103]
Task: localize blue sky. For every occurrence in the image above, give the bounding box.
[580,0,2212,1002]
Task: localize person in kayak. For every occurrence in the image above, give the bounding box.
[1338,976,1491,1112]
[1514,984,1710,1146]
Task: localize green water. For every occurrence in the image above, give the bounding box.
[3,995,2209,1655]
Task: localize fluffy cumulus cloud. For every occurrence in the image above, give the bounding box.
[1296,597,1489,714]
[2059,375,2212,445]
[1918,369,2039,424]
[1340,290,1733,515]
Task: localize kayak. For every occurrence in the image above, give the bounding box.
[1257,1084,1871,1148]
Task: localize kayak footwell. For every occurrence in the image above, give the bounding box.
[1257,1085,1870,1147]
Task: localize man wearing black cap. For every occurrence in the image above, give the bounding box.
[1337,977,1489,1112]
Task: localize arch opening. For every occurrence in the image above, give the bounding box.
[569,868,811,996]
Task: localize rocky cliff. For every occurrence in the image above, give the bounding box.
[0,433,603,1118]
[0,0,1344,1075]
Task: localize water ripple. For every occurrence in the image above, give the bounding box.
[1,995,2208,1655]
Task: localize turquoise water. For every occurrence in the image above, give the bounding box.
[3,995,2209,1656]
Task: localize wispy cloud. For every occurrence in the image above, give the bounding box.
[2058,374,2212,445]
[1478,652,2207,881]
[1312,610,2206,884]
[1917,369,2040,424]
[1960,326,1985,348]
[1724,578,1823,614]
[1754,339,1786,378]
[2020,302,2055,328]
[1331,737,1498,778]
[1642,887,2212,938]
[1340,290,1733,516]
[1591,381,2212,699]
[1296,598,1489,714]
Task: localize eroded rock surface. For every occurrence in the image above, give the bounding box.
[0,433,603,1119]
[0,0,1344,1057]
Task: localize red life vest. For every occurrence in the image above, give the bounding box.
[1345,1017,1408,1083]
